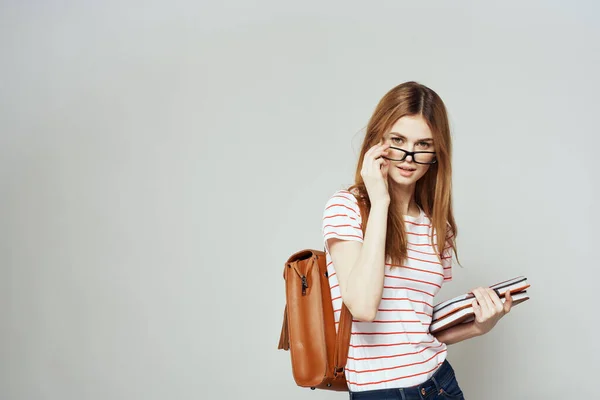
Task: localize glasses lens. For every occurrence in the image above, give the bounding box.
[413,152,436,164]
[387,148,407,161]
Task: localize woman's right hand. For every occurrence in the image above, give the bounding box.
[361,140,391,204]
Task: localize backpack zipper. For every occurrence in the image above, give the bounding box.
[291,262,310,296]
[301,276,308,295]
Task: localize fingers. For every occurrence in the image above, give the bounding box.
[471,287,512,334]
[471,288,497,322]
[381,159,390,186]
[381,157,390,176]
[470,289,485,322]
[362,142,390,175]
[365,141,390,160]
[471,299,482,320]
[471,288,492,314]
[472,287,508,318]
[487,288,504,313]
[365,142,382,157]
[361,140,392,200]
[504,290,513,313]
[363,153,387,174]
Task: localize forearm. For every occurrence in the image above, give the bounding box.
[345,201,389,320]
[433,321,482,345]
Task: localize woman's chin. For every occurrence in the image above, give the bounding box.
[389,175,416,187]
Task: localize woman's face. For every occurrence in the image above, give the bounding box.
[382,115,436,188]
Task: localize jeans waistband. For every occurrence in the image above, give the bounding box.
[349,359,456,399]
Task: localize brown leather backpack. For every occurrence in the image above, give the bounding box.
[278,248,353,391]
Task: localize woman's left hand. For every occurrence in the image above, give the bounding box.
[470,287,513,336]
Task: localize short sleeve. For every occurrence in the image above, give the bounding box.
[322,190,364,250]
[441,224,455,282]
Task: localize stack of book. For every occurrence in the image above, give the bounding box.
[430,276,530,334]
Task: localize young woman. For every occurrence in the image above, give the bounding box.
[322,81,513,399]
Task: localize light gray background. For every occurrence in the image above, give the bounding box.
[1,1,599,399]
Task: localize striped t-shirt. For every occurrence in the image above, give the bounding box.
[321,189,454,392]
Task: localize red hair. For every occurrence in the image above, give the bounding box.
[347,81,459,268]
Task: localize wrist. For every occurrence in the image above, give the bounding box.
[470,322,484,337]
[371,198,390,208]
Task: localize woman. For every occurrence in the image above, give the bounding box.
[322,81,513,399]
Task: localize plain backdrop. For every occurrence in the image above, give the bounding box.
[1,1,599,399]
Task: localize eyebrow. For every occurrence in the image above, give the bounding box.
[388,132,433,142]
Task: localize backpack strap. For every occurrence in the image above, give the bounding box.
[333,303,352,376]
[320,244,353,376]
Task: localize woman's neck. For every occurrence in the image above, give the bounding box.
[390,185,420,218]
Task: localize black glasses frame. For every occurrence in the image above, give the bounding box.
[382,146,438,165]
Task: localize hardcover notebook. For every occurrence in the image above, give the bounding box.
[429,276,530,334]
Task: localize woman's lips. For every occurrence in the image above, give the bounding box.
[397,166,416,177]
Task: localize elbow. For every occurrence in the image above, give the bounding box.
[355,311,377,322]
[347,303,378,322]
[341,287,381,322]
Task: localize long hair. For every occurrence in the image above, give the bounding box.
[348,81,459,268]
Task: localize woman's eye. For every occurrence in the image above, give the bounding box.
[417,141,431,148]
[391,137,403,144]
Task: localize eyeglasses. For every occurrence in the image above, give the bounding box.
[382,147,437,165]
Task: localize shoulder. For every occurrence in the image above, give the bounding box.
[323,189,363,218]
[329,189,360,203]
[322,189,365,241]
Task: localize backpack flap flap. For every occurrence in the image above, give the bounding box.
[285,256,328,387]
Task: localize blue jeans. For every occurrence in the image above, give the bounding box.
[348,359,465,399]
